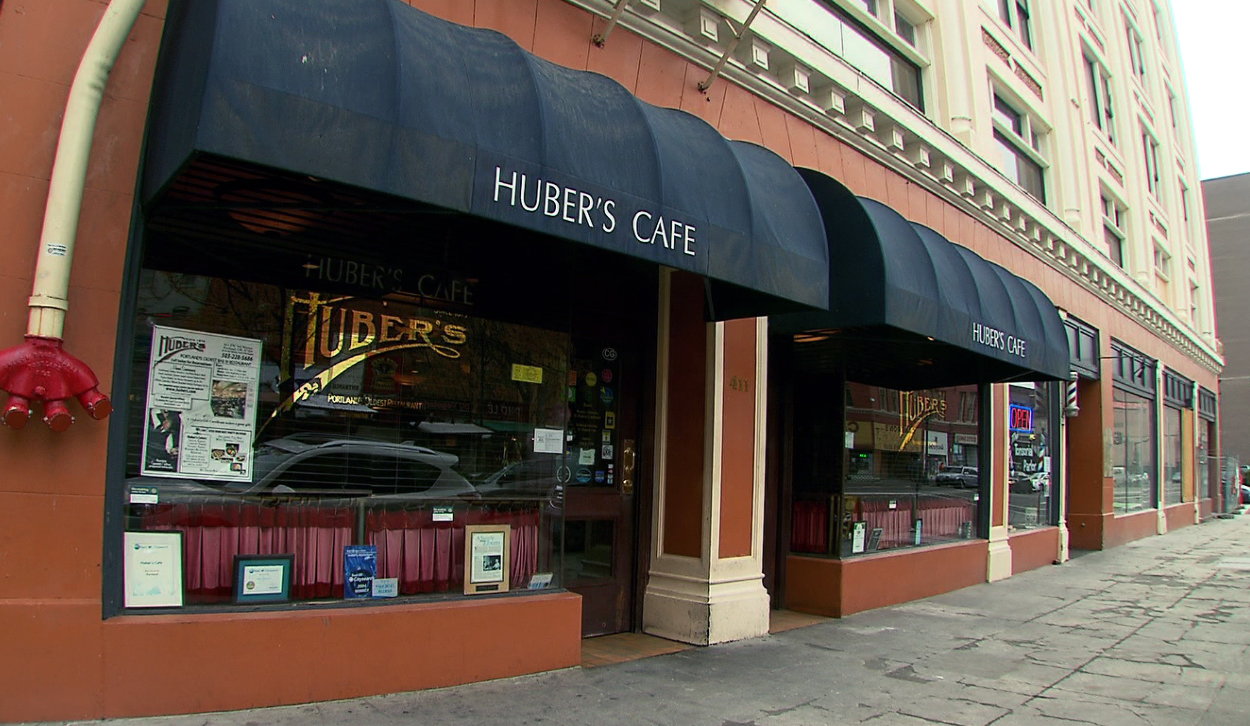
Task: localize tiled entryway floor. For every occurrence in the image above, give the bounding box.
[580,610,829,668]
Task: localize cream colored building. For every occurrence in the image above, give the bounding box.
[582,0,1217,364]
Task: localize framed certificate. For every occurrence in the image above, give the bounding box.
[464,524,510,595]
[232,554,294,604]
[123,531,185,608]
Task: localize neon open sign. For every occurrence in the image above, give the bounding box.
[1009,404,1033,432]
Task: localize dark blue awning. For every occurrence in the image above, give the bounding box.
[774,170,1068,389]
[142,0,829,320]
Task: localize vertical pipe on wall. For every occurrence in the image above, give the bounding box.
[28,0,148,339]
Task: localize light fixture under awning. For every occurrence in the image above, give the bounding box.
[142,0,830,320]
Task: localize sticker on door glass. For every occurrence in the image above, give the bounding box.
[511,363,543,384]
[533,428,563,454]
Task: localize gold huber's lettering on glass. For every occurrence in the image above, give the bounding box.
[896,391,947,451]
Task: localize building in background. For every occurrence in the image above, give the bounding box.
[0,0,1222,719]
[1204,172,1250,483]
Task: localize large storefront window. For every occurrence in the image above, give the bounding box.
[1163,405,1183,505]
[791,382,981,557]
[1008,382,1054,530]
[123,271,587,604]
[1112,388,1156,513]
[115,163,656,612]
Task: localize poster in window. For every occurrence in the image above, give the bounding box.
[123,531,184,608]
[140,326,262,482]
[344,545,377,599]
[464,525,511,595]
[232,554,293,604]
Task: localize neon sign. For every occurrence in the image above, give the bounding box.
[1009,404,1033,432]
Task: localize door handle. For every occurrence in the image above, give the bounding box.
[622,439,636,494]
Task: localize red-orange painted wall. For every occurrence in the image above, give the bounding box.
[1009,527,1060,575]
[1103,510,1161,549]
[1067,379,1109,550]
[785,542,988,618]
[719,319,756,558]
[663,271,708,558]
[1163,503,1196,532]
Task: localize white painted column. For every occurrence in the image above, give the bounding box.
[643,271,771,645]
[987,384,1013,582]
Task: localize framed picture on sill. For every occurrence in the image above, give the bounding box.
[464,524,510,595]
[232,554,294,604]
[123,530,185,608]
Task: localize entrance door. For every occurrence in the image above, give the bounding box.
[562,335,640,636]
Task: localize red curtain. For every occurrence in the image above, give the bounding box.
[140,502,542,602]
[365,507,540,594]
[790,499,829,553]
[142,502,353,602]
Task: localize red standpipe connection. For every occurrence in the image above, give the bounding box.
[0,336,111,431]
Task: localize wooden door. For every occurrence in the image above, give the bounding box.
[562,335,640,636]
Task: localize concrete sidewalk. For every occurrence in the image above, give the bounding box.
[67,515,1250,726]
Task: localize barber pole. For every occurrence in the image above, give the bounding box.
[1064,371,1080,417]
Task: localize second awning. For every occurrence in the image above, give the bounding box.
[774,170,1069,389]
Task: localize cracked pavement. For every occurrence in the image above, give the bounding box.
[51,513,1250,726]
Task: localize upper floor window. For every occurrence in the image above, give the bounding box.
[1150,1,1165,43]
[997,0,1035,50]
[1154,243,1171,279]
[1141,128,1161,198]
[1190,282,1201,325]
[1101,193,1126,268]
[1126,22,1147,84]
[815,2,925,112]
[894,13,918,47]
[1084,55,1116,144]
[992,94,1046,204]
[1165,85,1183,140]
[1179,178,1190,222]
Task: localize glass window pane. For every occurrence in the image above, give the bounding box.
[561,519,615,581]
[1163,407,1183,505]
[841,24,897,95]
[125,270,571,605]
[1113,388,1157,513]
[791,383,981,558]
[993,96,1024,135]
[994,130,1045,204]
[1008,383,1053,530]
[895,14,917,46]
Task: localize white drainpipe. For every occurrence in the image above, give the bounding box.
[28,0,148,338]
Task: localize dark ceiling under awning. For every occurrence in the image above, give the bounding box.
[773,170,1069,390]
[142,0,829,321]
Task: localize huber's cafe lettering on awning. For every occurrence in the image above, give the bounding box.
[971,321,1027,358]
[491,166,698,258]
